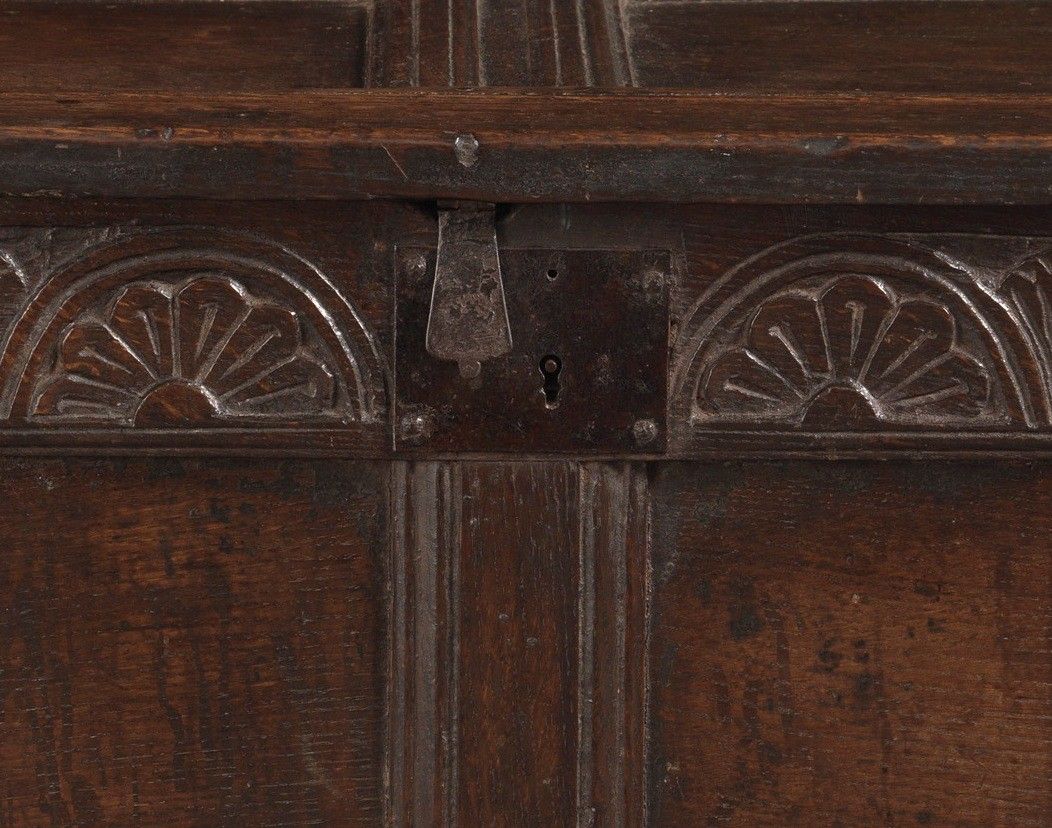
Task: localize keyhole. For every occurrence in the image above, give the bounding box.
[540,354,562,408]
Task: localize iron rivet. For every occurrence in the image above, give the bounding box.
[404,253,428,279]
[458,360,482,379]
[400,411,433,445]
[632,418,659,447]
[454,133,480,168]
[642,268,667,294]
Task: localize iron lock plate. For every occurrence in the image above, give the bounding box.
[395,247,671,453]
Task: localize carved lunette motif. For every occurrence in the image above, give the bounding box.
[987,249,1052,424]
[0,227,386,427]
[673,234,1052,432]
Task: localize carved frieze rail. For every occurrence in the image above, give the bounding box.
[0,226,1050,454]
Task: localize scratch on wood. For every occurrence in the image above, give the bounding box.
[381,143,409,180]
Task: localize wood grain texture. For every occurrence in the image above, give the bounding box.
[455,462,580,826]
[649,461,1052,826]
[5,1,1044,96]
[0,90,1046,203]
[371,0,630,87]
[389,462,460,827]
[369,0,1048,94]
[582,463,651,827]
[0,3,1049,827]
[0,1,1045,204]
[0,458,387,825]
[387,461,653,826]
[626,0,1052,93]
[0,1,370,92]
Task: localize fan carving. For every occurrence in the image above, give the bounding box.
[997,251,1052,418]
[30,276,340,425]
[697,275,993,426]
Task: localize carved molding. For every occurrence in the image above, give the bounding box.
[697,274,993,427]
[3,226,1052,446]
[0,227,129,332]
[992,250,1052,423]
[0,228,386,427]
[30,275,340,425]
[372,0,632,87]
[674,234,1051,432]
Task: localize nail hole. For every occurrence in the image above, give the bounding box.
[546,267,559,281]
[539,354,562,408]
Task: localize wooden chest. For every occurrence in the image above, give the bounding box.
[0,2,1048,825]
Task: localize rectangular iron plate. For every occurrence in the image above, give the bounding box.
[396,248,670,453]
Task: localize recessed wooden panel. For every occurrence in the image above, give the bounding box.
[0,1,369,91]
[0,458,386,825]
[649,461,1052,826]
[627,0,1052,93]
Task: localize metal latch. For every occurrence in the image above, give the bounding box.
[425,202,512,379]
